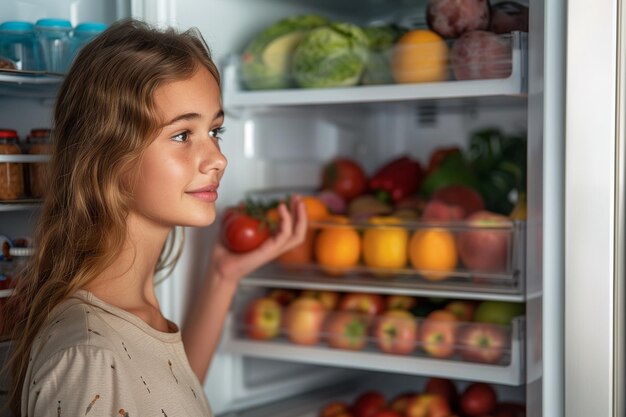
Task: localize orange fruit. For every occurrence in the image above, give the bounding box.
[408,228,458,280]
[301,196,330,221]
[391,29,449,84]
[362,217,409,270]
[278,229,316,265]
[276,196,329,266]
[315,219,361,275]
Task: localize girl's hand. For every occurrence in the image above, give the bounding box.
[209,195,308,284]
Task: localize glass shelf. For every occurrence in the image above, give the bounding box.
[223,32,527,110]
[0,70,63,98]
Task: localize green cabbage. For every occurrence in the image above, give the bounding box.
[292,22,369,88]
[241,14,328,90]
[362,25,405,85]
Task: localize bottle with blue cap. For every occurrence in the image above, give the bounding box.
[35,18,72,73]
[0,21,42,71]
[70,22,107,63]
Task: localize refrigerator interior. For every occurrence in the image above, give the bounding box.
[157,0,539,416]
[0,0,548,416]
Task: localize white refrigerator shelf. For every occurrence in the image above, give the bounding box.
[224,316,525,386]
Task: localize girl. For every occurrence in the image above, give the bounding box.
[1,19,307,416]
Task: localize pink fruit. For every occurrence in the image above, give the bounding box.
[458,323,508,364]
[427,0,490,39]
[421,200,464,221]
[431,185,485,218]
[457,210,511,273]
[451,31,512,81]
[317,190,347,214]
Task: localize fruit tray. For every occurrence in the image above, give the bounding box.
[219,373,526,417]
[266,218,525,297]
[225,288,526,385]
[222,31,527,108]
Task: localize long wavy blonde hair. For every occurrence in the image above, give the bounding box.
[0,18,220,415]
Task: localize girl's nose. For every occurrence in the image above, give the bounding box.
[199,140,227,174]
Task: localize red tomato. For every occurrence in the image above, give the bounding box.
[321,158,367,202]
[221,213,270,253]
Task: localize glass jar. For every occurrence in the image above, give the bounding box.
[70,22,107,63]
[35,18,72,73]
[0,21,41,71]
[27,128,52,198]
[0,129,23,201]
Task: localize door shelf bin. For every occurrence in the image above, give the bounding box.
[0,70,63,98]
[225,289,526,386]
[260,219,525,297]
[222,32,527,109]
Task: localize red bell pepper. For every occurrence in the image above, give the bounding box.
[369,156,424,203]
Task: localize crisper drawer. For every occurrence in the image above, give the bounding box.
[246,217,526,299]
[216,371,526,417]
[224,286,526,386]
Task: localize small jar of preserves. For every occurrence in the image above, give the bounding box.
[27,128,52,199]
[0,129,23,201]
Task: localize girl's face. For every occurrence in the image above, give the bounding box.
[129,66,227,229]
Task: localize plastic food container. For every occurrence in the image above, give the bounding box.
[70,22,107,63]
[35,18,72,73]
[27,128,52,198]
[0,129,23,201]
[0,21,41,71]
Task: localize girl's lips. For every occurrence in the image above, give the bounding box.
[188,189,218,202]
[187,185,219,202]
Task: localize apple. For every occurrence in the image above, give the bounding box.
[320,401,351,417]
[457,210,512,273]
[301,289,340,310]
[460,383,497,416]
[283,297,326,345]
[474,301,525,326]
[339,292,385,318]
[405,393,451,417]
[444,299,478,322]
[419,310,458,358]
[267,288,298,306]
[458,323,508,364]
[421,200,464,221]
[244,297,282,340]
[424,378,458,411]
[352,391,386,417]
[431,185,485,218]
[373,310,418,355]
[385,294,417,311]
[389,392,418,415]
[326,311,369,350]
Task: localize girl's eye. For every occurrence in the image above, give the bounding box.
[209,126,226,141]
[171,131,189,143]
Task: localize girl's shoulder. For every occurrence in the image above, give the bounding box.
[30,295,119,368]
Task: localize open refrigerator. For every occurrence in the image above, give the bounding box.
[0,1,624,417]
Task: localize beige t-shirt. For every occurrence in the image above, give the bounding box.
[22,290,212,417]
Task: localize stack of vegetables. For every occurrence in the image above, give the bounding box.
[240,15,404,90]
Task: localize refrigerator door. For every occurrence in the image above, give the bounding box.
[566,1,625,416]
